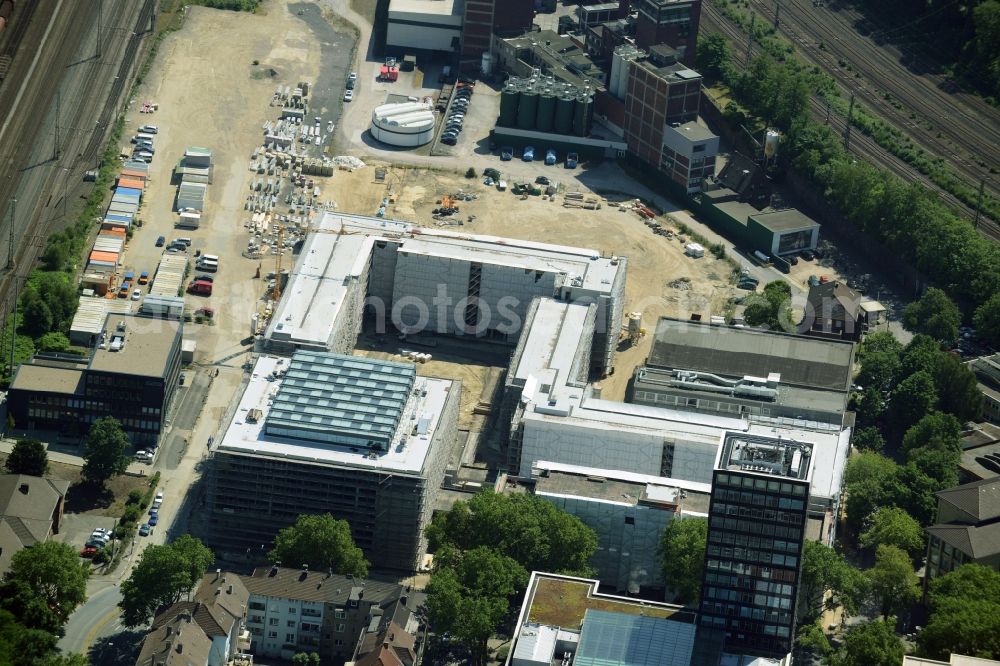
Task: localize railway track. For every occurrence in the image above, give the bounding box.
[0,0,153,353]
[746,0,1000,211]
[700,2,1000,244]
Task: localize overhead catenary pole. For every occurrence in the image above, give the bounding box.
[843,93,855,151]
[7,197,14,269]
[774,0,781,28]
[973,178,985,229]
[746,13,756,64]
[96,0,102,59]
[53,91,60,160]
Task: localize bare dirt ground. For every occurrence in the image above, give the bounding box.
[324,163,738,401]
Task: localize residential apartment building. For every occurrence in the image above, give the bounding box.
[205,353,461,571]
[799,280,888,341]
[699,433,813,660]
[635,0,702,65]
[136,571,251,666]
[925,477,1000,586]
[7,314,183,445]
[241,565,416,664]
[0,474,69,575]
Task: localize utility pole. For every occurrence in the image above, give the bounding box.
[974,178,985,229]
[825,101,831,124]
[96,0,102,59]
[7,198,14,269]
[9,274,18,376]
[774,0,781,28]
[746,13,756,64]
[843,93,855,151]
[53,91,60,160]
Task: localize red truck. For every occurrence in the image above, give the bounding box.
[187,280,212,296]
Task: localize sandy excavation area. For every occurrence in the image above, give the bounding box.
[125,1,737,406]
[324,164,738,400]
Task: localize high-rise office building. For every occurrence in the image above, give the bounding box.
[698,433,813,659]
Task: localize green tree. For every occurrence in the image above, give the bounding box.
[901,412,962,457]
[119,536,214,627]
[867,545,919,620]
[7,541,89,622]
[931,353,983,422]
[902,287,961,343]
[744,281,794,331]
[919,564,1000,660]
[854,386,886,428]
[657,518,708,604]
[858,330,904,362]
[851,427,885,453]
[29,271,79,334]
[426,490,597,576]
[4,438,48,476]
[0,579,61,633]
[36,332,70,352]
[81,416,130,485]
[827,620,904,666]
[859,507,924,558]
[269,513,368,578]
[426,546,528,666]
[19,288,53,338]
[33,655,91,666]
[799,541,866,621]
[696,32,732,81]
[888,370,938,437]
[292,654,309,665]
[0,609,56,666]
[973,292,1000,348]
[843,451,897,487]
[897,334,941,381]
[888,463,941,526]
[795,622,832,659]
[907,443,960,490]
[856,330,903,393]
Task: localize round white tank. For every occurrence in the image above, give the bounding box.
[370,102,435,147]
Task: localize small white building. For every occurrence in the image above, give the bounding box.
[661,121,719,193]
[370,102,436,147]
[386,0,463,53]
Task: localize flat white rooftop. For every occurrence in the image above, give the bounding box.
[218,355,454,475]
[513,300,592,385]
[267,212,624,350]
[388,0,461,17]
[521,379,848,503]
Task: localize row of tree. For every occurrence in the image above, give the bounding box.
[697,32,1000,318]
[423,491,598,666]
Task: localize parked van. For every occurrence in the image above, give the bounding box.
[187,280,213,296]
[200,254,219,263]
[197,259,218,273]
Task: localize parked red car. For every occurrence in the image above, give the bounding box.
[79,546,97,558]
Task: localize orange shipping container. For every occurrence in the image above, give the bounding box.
[119,169,147,181]
[89,250,119,264]
[117,178,145,191]
[100,227,127,237]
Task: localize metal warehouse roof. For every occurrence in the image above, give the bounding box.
[265,351,417,447]
[647,317,854,391]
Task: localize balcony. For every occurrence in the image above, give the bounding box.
[238,629,252,652]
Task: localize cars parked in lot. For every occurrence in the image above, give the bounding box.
[545,149,557,165]
[149,506,158,517]
[500,146,513,161]
[80,546,98,558]
[148,514,159,526]
[565,152,579,169]
[522,146,535,161]
[800,249,815,260]
[135,449,153,462]
[441,135,458,145]
[131,288,142,301]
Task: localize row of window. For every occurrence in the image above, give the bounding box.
[700,606,793,634]
[704,573,795,598]
[703,588,794,614]
[709,516,801,540]
[707,544,800,568]
[715,473,808,496]
[712,490,807,512]
[704,559,798,582]
[709,530,801,554]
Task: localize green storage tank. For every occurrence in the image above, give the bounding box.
[517,87,539,130]
[554,94,575,135]
[573,92,593,137]
[498,81,520,128]
[535,89,556,132]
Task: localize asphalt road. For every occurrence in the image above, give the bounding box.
[57,582,122,656]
